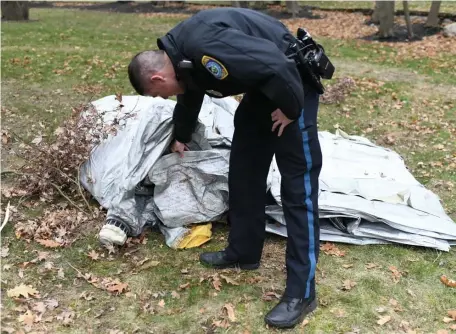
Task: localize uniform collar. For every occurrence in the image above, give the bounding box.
[157,35,182,75]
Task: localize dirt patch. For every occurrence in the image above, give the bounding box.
[333,58,456,99]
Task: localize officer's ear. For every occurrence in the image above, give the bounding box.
[150,74,166,83]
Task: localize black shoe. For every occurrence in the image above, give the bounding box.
[199,250,260,270]
[264,296,317,328]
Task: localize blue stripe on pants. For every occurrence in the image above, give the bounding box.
[298,110,317,299]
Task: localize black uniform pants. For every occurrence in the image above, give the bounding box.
[225,88,322,299]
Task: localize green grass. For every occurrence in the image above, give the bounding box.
[2,7,456,334]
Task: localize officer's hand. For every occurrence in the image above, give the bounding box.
[271,109,293,137]
[170,140,189,158]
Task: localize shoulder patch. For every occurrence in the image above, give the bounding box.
[202,55,228,80]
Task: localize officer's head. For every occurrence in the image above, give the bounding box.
[128,50,184,99]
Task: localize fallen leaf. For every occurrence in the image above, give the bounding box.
[181,268,189,274]
[331,308,346,318]
[389,266,402,283]
[136,260,160,272]
[79,291,95,301]
[440,275,456,288]
[320,243,345,257]
[44,299,59,309]
[212,277,222,291]
[115,92,123,103]
[57,267,65,279]
[220,274,239,286]
[18,310,35,326]
[342,280,357,291]
[377,315,391,326]
[376,307,387,314]
[389,298,398,307]
[223,303,236,322]
[44,261,55,270]
[437,330,449,334]
[1,246,9,258]
[3,264,12,271]
[444,317,454,323]
[450,324,456,330]
[56,310,75,326]
[31,135,42,145]
[449,310,456,320]
[32,302,47,314]
[36,239,61,248]
[178,283,190,291]
[87,250,100,261]
[7,284,39,298]
[213,319,230,329]
[407,289,416,297]
[158,299,165,308]
[262,291,281,301]
[18,268,24,279]
[366,263,378,269]
[342,264,354,269]
[171,291,180,299]
[106,282,128,294]
[301,319,310,327]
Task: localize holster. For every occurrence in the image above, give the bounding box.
[287,28,335,94]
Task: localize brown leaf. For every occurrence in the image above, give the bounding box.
[389,266,402,283]
[136,260,160,272]
[158,299,165,308]
[212,277,222,291]
[45,299,59,309]
[87,250,100,261]
[220,274,239,286]
[342,264,354,269]
[366,263,379,269]
[56,310,75,326]
[213,319,230,329]
[450,324,456,330]
[436,330,449,334]
[106,282,128,294]
[440,275,456,288]
[115,92,123,103]
[18,310,35,326]
[377,315,391,325]
[79,291,95,301]
[449,310,456,320]
[443,317,454,323]
[262,291,281,301]
[389,298,398,307]
[36,239,61,248]
[342,280,357,291]
[7,284,39,298]
[223,303,236,322]
[32,302,47,314]
[178,283,190,291]
[171,291,180,299]
[320,243,345,257]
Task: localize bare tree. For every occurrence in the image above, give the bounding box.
[371,1,382,24]
[403,1,414,39]
[1,1,29,21]
[251,1,267,10]
[286,1,300,18]
[426,0,441,27]
[231,1,249,8]
[377,1,395,38]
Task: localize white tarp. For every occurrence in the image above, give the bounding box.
[80,95,456,251]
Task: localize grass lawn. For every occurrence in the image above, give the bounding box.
[1,6,456,334]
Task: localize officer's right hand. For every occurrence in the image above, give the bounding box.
[170,140,189,158]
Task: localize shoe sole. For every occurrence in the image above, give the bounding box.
[99,225,127,246]
[200,261,260,270]
[265,299,317,329]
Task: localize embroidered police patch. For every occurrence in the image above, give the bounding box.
[202,56,228,80]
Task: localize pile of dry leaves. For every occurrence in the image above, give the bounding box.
[4,95,134,246]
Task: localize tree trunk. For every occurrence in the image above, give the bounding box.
[286,1,300,18]
[377,1,395,38]
[372,1,381,24]
[1,1,29,21]
[403,1,414,39]
[425,0,441,27]
[232,1,249,8]
[251,1,267,9]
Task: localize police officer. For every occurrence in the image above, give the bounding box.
[128,7,323,328]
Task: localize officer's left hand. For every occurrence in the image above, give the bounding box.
[271,109,293,137]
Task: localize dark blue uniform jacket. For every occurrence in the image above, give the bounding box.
[157,7,305,143]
